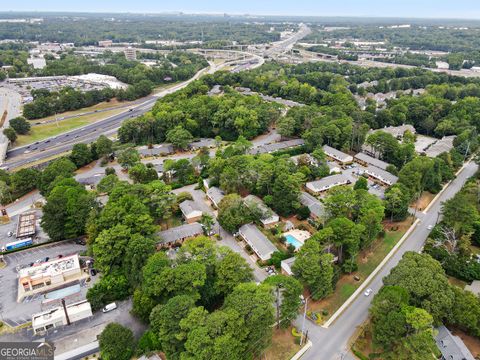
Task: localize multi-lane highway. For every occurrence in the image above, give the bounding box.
[3,26,309,169]
[296,160,479,360]
[4,62,218,169]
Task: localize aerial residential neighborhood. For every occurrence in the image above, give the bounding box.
[0,1,480,360]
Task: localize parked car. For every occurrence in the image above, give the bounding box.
[44,257,49,262]
[427,225,433,230]
[102,302,117,313]
[90,268,97,276]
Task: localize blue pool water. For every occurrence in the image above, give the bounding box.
[285,234,303,249]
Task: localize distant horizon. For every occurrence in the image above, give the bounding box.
[1,11,480,23]
[2,0,480,20]
[2,10,480,21]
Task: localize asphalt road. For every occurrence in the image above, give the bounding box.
[3,26,308,170]
[296,160,479,360]
[4,65,212,169]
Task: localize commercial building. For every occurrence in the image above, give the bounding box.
[354,152,389,171]
[16,211,36,239]
[124,47,137,61]
[179,200,203,224]
[32,300,93,335]
[322,145,353,165]
[206,186,225,209]
[361,165,398,186]
[435,325,475,360]
[306,174,350,195]
[157,222,204,248]
[238,224,277,261]
[18,255,83,301]
[244,195,279,227]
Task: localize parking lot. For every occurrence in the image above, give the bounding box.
[0,209,48,250]
[0,240,87,327]
[340,164,387,199]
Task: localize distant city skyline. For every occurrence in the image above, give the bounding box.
[3,0,480,19]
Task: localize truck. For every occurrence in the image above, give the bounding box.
[2,238,33,252]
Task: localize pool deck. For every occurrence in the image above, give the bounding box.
[283,229,311,245]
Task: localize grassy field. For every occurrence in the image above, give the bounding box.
[308,220,411,323]
[262,327,302,360]
[15,108,125,147]
[30,99,130,124]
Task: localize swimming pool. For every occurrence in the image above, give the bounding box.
[285,234,303,249]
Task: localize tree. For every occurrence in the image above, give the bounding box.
[214,249,253,297]
[292,239,334,300]
[9,117,30,134]
[166,125,193,150]
[70,143,92,167]
[128,163,158,184]
[223,283,275,357]
[3,127,17,142]
[200,213,215,235]
[99,323,135,360]
[96,135,113,158]
[264,274,303,328]
[86,274,130,311]
[385,184,411,221]
[117,148,140,170]
[150,295,196,360]
[97,174,119,194]
[217,194,253,233]
[41,178,96,241]
[383,252,454,323]
[354,176,368,191]
[370,286,410,349]
[327,217,364,268]
[38,157,76,195]
[10,168,40,198]
[271,172,302,216]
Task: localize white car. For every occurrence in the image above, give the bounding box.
[364,288,373,297]
[427,225,433,230]
[102,302,117,313]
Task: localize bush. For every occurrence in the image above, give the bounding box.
[292,327,302,337]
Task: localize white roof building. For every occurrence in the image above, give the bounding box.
[206,187,225,209]
[179,200,203,223]
[354,152,390,170]
[32,300,93,335]
[362,165,398,186]
[322,145,353,164]
[238,224,277,261]
[244,195,279,227]
[306,174,350,194]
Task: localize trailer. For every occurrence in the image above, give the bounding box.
[3,238,33,252]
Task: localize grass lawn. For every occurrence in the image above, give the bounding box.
[30,99,130,123]
[15,108,125,147]
[308,218,412,323]
[262,327,302,360]
[413,191,435,212]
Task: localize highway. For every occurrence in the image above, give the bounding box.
[3,63,219,169]
[2,25,308,170]
[295,160,479,360]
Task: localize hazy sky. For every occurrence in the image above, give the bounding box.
[4,0,480,19]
